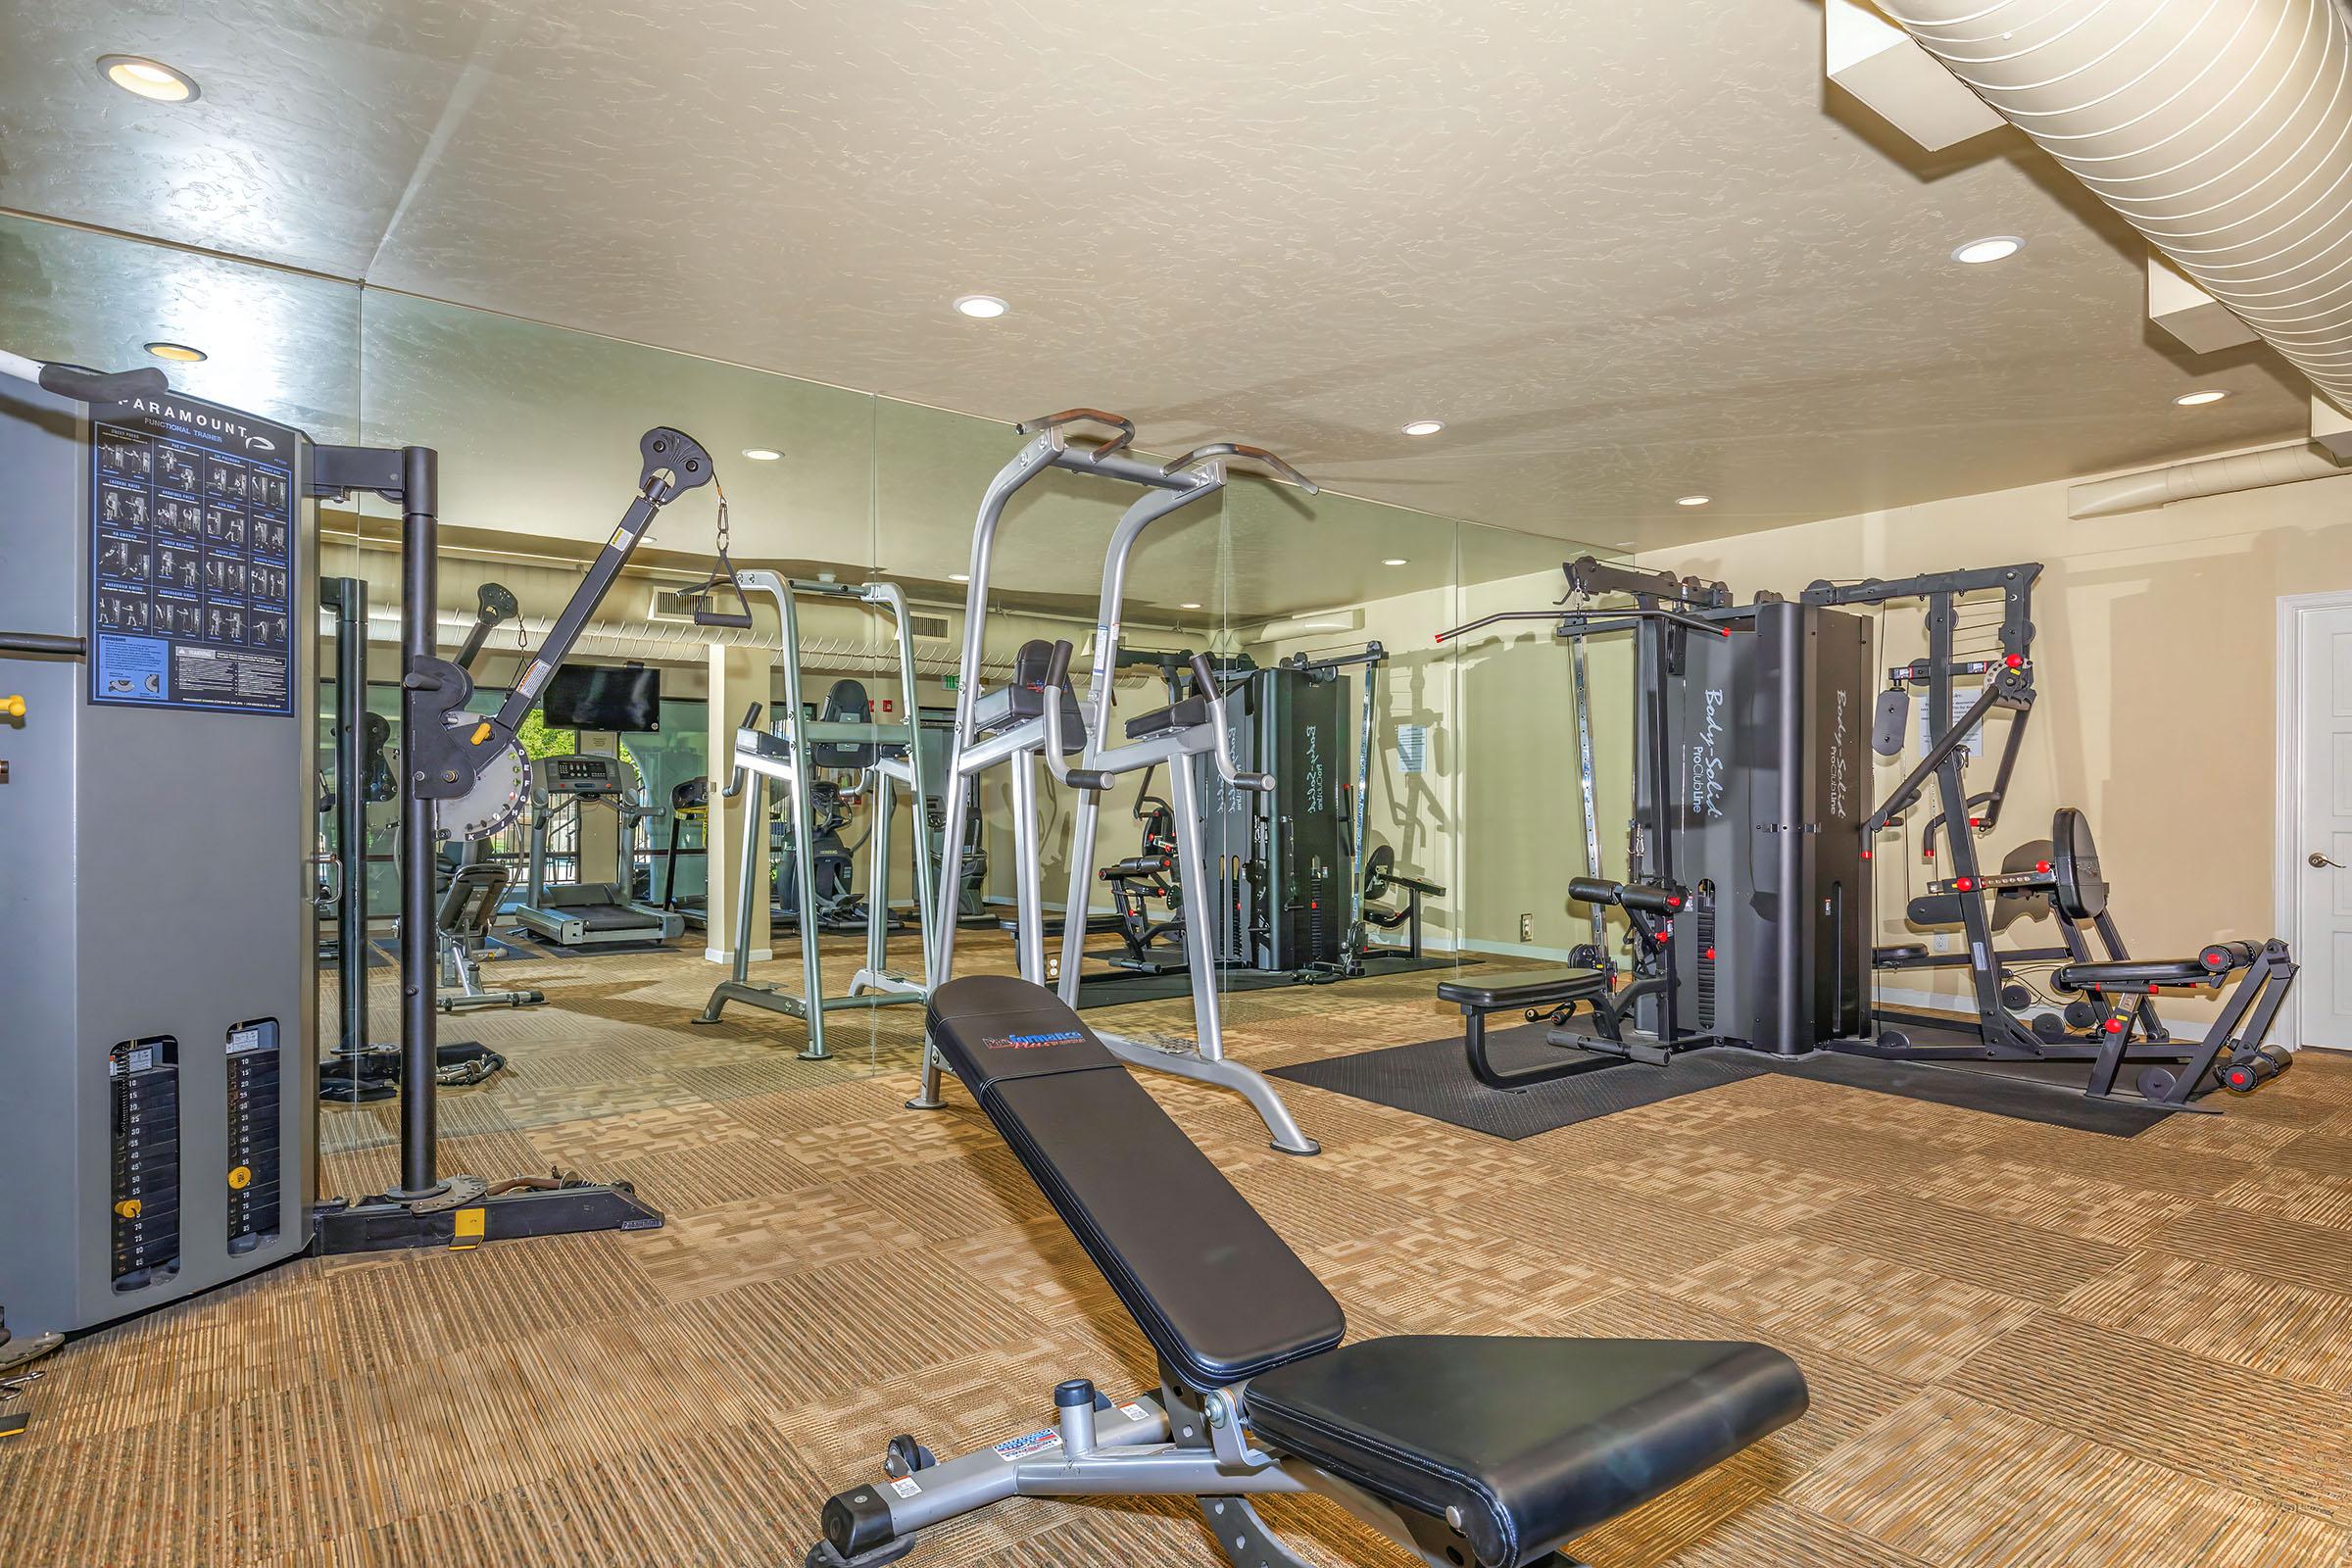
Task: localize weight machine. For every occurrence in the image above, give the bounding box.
[0,348,729,1321]
[915,410,1320,1155]
[1805,566,2298,1108]
[693,569,938,1060]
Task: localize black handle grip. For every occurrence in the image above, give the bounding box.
[1567,877,1688,915]
[1188,653,1218,697]
[739,703,763,728]
[1065,767,1113,791]
[1043,639,1075,691]
[2199,940,2259,974]
[693,606,755,628]
[37,362,170,405]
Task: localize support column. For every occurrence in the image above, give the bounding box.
[708,644,773,965]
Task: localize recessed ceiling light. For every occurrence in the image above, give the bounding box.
[1382,558,1409,566]
[1400,419,1445,437]
[99,55,198,102]
[949,572,970,583]
[143,341,205,363]
[1180,602,1202,611]
[1951,235,2024,265]
[953,294,1007,319]
[2174,389,2229,407]
[740,447,781,461]
[1674,494,1711,508]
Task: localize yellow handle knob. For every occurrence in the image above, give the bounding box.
[0,695,23,718]
[226,1165,252,1191]
[114,1199,142,1219]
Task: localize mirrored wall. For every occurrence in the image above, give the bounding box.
[0,213,1633,1161]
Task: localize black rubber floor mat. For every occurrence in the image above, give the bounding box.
[1777,1052,2173,1135]
[1072,954,1468,1010]
[1267,1025,1772,1140]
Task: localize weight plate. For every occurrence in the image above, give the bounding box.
[434,713,527,842]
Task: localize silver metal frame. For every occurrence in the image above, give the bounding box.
[695,570,937,1061]
[836,1384,1489,1568]
[912,418,1316,1155]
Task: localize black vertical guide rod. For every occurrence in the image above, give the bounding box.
[325,577,369,1060]
[395,456,441,1197]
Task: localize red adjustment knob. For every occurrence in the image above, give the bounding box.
[1955,877,1975,892]
[2004,654,2023,668]
[1861,849,1874,860]
[2104,1017,2126,1033]
[1703,946,1716,960]
[2035,860,2052,873]
[1666,896,1683,908]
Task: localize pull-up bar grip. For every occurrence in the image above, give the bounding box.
[1187,652,1221,698]
[1162,442,1320,496]
[1015,409,1137,461]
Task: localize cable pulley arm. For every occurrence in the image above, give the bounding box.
[413,427,715,801]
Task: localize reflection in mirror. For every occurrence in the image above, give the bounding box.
[1452,522,1634,970]
[0,213,362,440]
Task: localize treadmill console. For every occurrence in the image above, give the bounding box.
[535,755,627,797]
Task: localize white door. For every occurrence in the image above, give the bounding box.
[2288,595,2352,1052]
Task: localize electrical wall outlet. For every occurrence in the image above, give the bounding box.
[1520,913,1535,943]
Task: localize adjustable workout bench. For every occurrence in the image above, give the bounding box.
[435,859,543,1014]
[811,974,1807,1568]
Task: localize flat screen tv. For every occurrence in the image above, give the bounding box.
[543,663,661,732]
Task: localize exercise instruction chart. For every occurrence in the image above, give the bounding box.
[88,392,298,716]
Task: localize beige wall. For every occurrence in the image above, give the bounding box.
[1637,466,2352,1022]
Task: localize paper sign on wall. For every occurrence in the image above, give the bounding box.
[1396,724,1428,775]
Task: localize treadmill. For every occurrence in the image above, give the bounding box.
[512,754,685,948]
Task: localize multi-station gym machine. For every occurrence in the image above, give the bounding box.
[0,348,728,1366]
[1437,555,2296,1110]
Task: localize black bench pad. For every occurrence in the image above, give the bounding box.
[1125,694,1211,738]
[1438,968,1609,1012]
[926,976,1343,1390]
[1245,1335,1808,1568]
[2053,957,2210,989]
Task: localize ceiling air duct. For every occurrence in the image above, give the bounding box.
[1874,0,2352,412]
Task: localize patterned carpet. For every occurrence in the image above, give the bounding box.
[7,933,2350,1568]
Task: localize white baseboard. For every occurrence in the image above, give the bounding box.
[705,946,773,964]
[1456,936,1573,963]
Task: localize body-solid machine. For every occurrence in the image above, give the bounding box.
[1806,566,2298,1107]
[1437,557,1874,1086]
[694,570,937,1059]
[1437,556,2294,1110]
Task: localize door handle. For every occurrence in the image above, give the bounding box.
[2314,852,2346,869]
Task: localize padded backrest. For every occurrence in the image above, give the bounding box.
[438,862,510,934]
[927,975,1344,1390]
[2051,807,2107,921]
[813,678,878,769]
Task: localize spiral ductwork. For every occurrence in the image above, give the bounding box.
[1881,0,2352,409]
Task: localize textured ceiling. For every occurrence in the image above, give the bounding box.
[0,0,2314,549]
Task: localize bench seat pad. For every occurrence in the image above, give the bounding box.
[1437,968,1609,1011]
[1246,1335,1807,1568]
